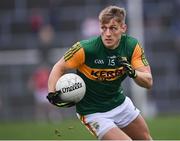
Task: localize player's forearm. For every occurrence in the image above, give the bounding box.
[48,61,65,93]
[134,70,153,89]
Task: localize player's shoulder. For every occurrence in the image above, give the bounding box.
[122,34,138,48]
[79,36,101,48]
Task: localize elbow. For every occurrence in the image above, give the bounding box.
[146,82,153,89]
[146,77,153,89]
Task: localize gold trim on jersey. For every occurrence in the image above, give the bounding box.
[64,42,81,61]
[131,43,149,69]
[141,47,149,66]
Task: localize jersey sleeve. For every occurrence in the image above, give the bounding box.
[131,43,149,69]
[64,42,85,69]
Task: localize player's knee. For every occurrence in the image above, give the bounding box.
[141,132,152,140]
[131,132,152,140]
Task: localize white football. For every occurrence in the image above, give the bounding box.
[56,73,86,103]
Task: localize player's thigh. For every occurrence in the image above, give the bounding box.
[77,113,132,140]
[121,114,152,140]
[77,113,116,139]
[101,127,132,140]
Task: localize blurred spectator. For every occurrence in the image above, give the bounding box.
[28,64,50,121]
[29,8,43,33]
[38,24,55,64]
[38,24,55,46]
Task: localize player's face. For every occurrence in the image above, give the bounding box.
[100,18,127,49]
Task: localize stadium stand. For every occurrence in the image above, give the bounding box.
[0,0,179,121]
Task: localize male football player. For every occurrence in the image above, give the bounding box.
[47,5,153,140]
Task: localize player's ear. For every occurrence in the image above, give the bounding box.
[121,23,127,33]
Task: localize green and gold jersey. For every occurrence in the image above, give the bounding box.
[64,34,149,115]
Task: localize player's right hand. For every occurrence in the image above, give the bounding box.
[47,91,75,108]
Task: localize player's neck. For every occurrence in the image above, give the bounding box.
[109,39,121,50]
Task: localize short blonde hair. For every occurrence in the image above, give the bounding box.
[99,5,126,24]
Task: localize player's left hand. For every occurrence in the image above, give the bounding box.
[118,57,137,78]
[47,91,75,108]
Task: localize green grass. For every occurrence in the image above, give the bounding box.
[0,115,180,140]
[147,115,180,140]
[0,119,96,140]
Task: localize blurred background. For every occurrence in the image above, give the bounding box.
[0,0,180,139]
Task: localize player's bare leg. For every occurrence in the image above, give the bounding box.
[121,114,152,140]
[101,127,132,140]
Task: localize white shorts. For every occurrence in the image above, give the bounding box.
[76,97,140,139]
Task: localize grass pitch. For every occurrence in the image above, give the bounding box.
[0,115,179,140]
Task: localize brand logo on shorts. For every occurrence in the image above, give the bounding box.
[90,122,100,131]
